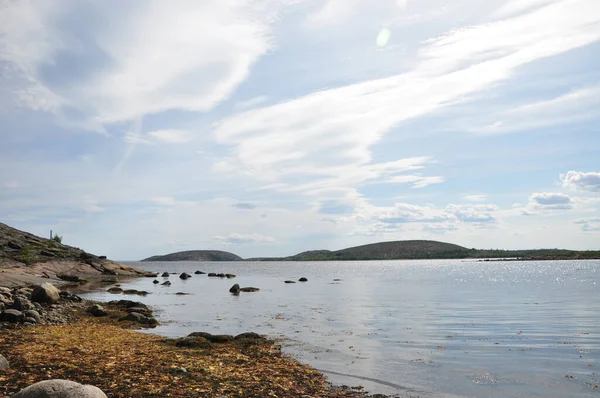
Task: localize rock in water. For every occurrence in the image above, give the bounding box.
[12,379,108,397]
[284,280,296,284]
[161,280,171,286]
[152,279,160,284]
[229,284,240,294]
[299,277,308,282]
[194,270,206,275]
[161,272,170,277]
[31,283,61,304]
[0,354,8,370]
[179,272,191,280]
[239,287,260,292]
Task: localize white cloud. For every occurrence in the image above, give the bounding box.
[492,0,555,18]
[561,171,600,192]
[148,129,191,144]
[0,1,283,125]
[529,192,574,210]
[214,233,275,244]
[463,194,487,202]
[235,96,268,110]
[573,218,600,232]
[446,204,499,223]
[152,197,177,206]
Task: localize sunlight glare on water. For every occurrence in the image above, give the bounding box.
[83,259,600,397]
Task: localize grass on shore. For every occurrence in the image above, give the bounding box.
[0,314,362,398]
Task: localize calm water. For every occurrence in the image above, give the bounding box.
[83,260,600,397]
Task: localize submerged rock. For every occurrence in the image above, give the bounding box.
[299,277,308,282]
[284,280,296,284]
[226,274,236,278]
[229,284,240,294]
[194,270,206,275]
[107,287,123,293]
[161,281,171,286]
[152,279,160,284]
[179,272,191,280]
[239,287,260,292]
[12,379,107,398]
[161,272,170,277]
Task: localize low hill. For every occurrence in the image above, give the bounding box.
[0,222,153,287]
[283,240,471,261]
[142,250,242,262]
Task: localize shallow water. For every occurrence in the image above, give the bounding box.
[83,259,600,397]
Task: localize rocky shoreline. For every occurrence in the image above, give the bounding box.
[0,279,408,398]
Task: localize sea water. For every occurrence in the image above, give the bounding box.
[82,259,600,397]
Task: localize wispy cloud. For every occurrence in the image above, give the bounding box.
[214,233,275,244]
[148,129,191,144]
[529,192,574,210]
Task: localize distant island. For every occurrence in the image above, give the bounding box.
[142,240,600,261]
[142,250,243,262]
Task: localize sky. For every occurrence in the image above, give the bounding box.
[1,0,599,260]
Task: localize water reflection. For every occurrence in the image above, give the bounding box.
[82,259,600,397]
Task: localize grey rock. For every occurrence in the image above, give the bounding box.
[24,310,41,322]
[235,332,263,340]
[12,296,33,311]
[87,304,108,317]
[24,316,37,324]
[229,284,240,294]
[239,287,260,292]
[176,336,212,349]
[161,272,170,277]
[11,379,108,398]
[179,272,191,280]
[161,280,171,286]
[1,309,23,322]
[31,283,61,304]
[152,279,160,284]
[299,277,308,282]
[0,354,8,371]
[124,312,158,326]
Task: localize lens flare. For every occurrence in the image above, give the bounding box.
[376,28,391,47]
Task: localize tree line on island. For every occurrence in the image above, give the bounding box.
[142,240,600,262]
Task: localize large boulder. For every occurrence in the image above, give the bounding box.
[1,309,23,323]
[0,354,8,371]
[31,283,60,304]
[12,379,107,398]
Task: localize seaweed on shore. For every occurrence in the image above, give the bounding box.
[0,315,382,398]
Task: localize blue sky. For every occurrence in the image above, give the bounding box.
[1,0,599,260]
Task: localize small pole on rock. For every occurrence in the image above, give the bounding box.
[50,230,53,239]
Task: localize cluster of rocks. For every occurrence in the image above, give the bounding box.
[106,286,149,295]
[175,331,265,348]
[0,283,83,327]
[107,299,158,327]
